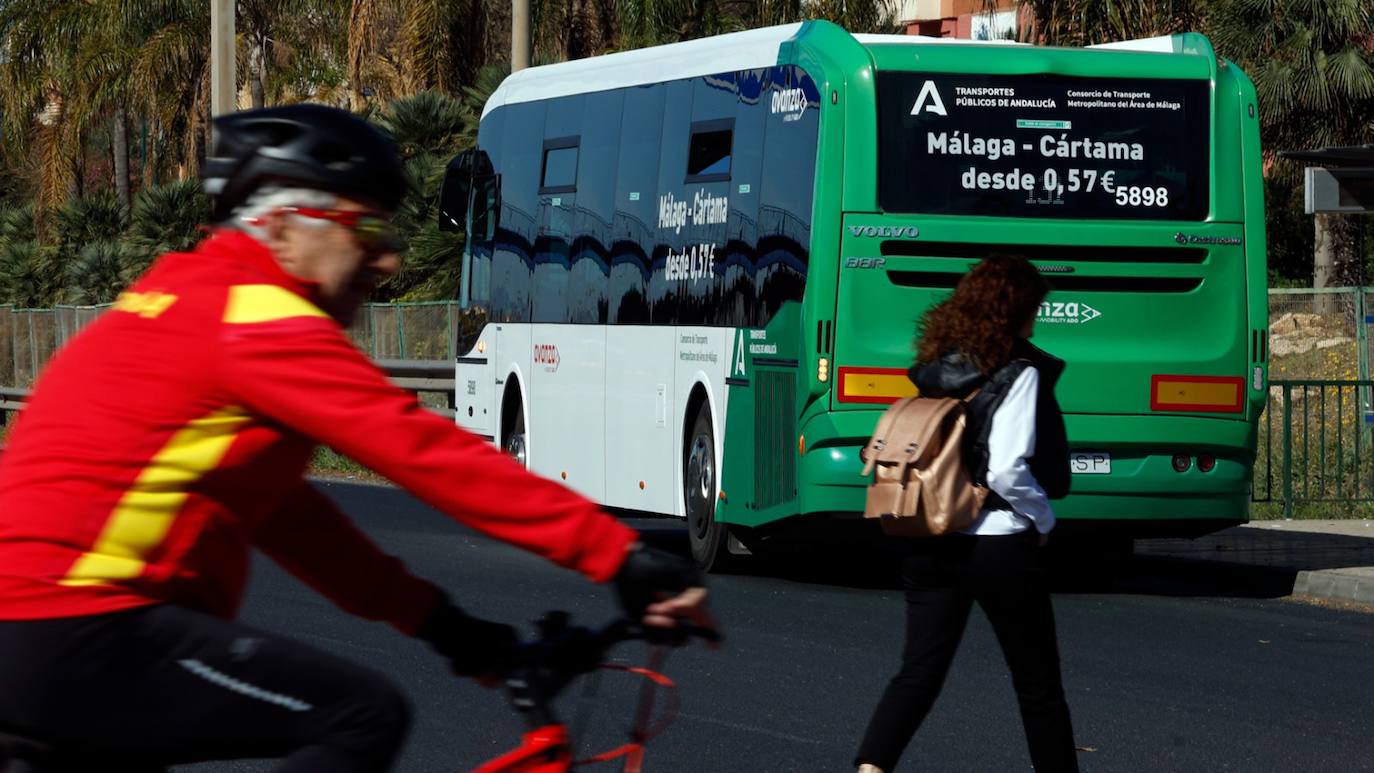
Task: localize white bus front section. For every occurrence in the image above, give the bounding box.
[455,323,736,519]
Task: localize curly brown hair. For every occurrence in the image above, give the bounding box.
[915,255,1050,375]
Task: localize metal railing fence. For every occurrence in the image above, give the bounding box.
[0,359,455,424]
[1253,380,1374,516]
[1,301,460,389]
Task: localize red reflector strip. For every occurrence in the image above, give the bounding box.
[1150,375,1244,413]
[837,367,917,404]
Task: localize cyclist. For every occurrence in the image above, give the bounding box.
[0,104,715,772]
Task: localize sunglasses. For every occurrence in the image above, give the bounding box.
[280,206,403,252]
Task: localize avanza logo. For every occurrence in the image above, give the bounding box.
[1037,301,1101,325]
[533,344,561,372]
[771,87,807,122]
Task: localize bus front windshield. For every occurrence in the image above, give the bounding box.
[875,71,1211,221]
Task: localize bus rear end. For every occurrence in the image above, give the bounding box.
[805,34,1266,537]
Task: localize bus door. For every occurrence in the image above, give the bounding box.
[441,150,500,440]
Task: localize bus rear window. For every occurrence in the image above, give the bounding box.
[876,72,1210,220]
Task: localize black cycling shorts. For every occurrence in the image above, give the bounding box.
[0,604,411,772]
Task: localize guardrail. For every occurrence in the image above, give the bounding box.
[0,386,25,417]
[0,360,455,425]
[1254,379,1374,517]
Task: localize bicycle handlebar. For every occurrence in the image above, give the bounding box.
[501,613,716,728]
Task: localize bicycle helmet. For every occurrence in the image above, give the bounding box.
[203,103,407,221]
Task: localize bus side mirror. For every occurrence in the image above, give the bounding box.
[438,150,474,233]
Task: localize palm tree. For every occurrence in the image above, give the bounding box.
[262,2,351,105]
[1210,0,1374,288]
[371,91,469,301]
[375,90,468,157]
[239,0,349,109]
[0,239,58,308]
[347,0,495,109]
[51,190,129,275]
[61,240,131,305]
[122,180,210,277]
[611,0,751,49]
[995,0,1204,46]
[457,63,510,149]
[123,0,212,183]
[801,0,899,34]
[0,0,97,213]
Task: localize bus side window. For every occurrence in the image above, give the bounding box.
[687,70,737,185]
[493,101,543,324]
[609,84,665,325]
[574,90,623,324]
[471,170,500,244]
[720,68,767,328]
[649,79,693,325]
[757,65,818,325]
[534,95,583,325]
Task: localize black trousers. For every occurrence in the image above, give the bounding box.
[856,531,1078,772]
[0,604,411,772]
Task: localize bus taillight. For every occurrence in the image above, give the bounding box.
[1150,375,1244,413]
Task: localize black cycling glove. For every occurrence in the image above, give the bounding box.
[611,543,704,620]
[416,599,519,679]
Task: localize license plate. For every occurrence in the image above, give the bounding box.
[1070,452,1111,474]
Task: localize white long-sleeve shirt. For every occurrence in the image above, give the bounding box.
[960,366,1057,536]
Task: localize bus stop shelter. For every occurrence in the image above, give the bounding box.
[1282,143,1374,214]
[1279,144,1374,411]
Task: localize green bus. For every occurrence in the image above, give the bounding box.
[440,21,1268,570]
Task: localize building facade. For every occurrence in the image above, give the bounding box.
[894,0,1020,40]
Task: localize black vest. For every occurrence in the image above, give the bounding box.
[908,339,1070,504]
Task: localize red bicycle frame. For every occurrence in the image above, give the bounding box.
[469,634,680,773]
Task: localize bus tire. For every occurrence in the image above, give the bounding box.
[684,404,733,572]
[502,391,527,468]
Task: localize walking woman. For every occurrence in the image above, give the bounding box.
[855,255,1078,773]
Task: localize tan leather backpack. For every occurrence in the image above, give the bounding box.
[860,394,989,536]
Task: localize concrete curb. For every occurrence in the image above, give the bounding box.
[1293,568,1374,604]
[1131,521,1374,606]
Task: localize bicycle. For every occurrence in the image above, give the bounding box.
[0,613,716,773]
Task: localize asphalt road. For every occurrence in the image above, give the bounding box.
[184,481,1374,773]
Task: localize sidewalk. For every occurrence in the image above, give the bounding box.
[1134,519,1374,605]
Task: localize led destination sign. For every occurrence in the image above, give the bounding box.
[877,73,1210,220]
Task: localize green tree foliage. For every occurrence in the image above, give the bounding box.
[50,190,129,304]
[52,190,128,253]
[0,225,58,309]
[62,240,132,305]
[1209,0,1374,162]
[124,180,212,275]
[1210,0,1374,283]
[1264,175,1314,285]
[458,63,511,149]
[370,91,468,301]
[1009,0,1205,46]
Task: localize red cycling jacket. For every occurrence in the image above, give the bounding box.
[0,229,636,633]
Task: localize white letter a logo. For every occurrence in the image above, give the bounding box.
[911,80,947,116]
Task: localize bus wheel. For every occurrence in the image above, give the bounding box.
[684,405,732,572]
[504,401,527,468]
